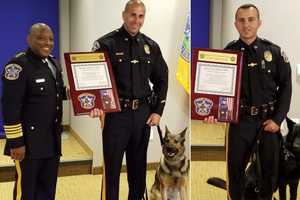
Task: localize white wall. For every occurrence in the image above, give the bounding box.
[59,0,71,125]
[209,0,223,49]
[212,0,300,120]
[59,0,190,167]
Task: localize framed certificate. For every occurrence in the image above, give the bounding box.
[64,52,121,115]
[191,48,243,123]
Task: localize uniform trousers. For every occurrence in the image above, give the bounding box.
[227,117,280,200]
[13,156,60,200]
[102,103,151,200]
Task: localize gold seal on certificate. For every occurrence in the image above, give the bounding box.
[64,52,120,115]
[191,48,243,123]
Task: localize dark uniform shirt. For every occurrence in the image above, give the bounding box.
[225,37,292,125]
[1,48,66,159]
[92,26,169,115]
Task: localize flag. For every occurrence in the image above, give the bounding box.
[176,14,191,94]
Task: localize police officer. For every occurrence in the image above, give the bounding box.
[1,23,66,200]
[89,1,168,199]
[205,4,292,200]
[227,4,292,200]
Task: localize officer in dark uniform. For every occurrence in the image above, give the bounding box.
[1,23,66,200]
[89,1,168,199]
[225,4,292,200]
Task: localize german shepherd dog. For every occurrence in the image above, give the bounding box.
[149,127,189,200]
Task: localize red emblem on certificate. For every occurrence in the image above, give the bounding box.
[191,48,243,123]
[64,52,120,115]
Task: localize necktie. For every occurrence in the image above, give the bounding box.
[45,58,56,79]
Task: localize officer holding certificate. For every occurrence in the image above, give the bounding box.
[205,4,292,200]
[90,0,169,199]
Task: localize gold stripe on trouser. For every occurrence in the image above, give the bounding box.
[15,160,22,200]
[225,124,232,200]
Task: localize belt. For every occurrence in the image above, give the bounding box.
[240,101,276,117]
[119,97,151,110]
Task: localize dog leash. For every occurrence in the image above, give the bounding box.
[157,125,164,146]
[142,125,163,200]
[206,126,265,192]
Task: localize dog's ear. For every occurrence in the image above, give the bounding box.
[286,117,296,133]
[179,127,188,138]
[165,126,171,136]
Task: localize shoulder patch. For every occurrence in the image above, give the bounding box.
[4,63,23,80]
[281,49,289,63]
[92,41,100,52]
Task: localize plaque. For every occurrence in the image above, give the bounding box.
[64,52,120,115]
[191,48,243,123]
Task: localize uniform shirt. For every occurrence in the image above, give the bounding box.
[92,26,169,115]
[225,37,292,125]
[1,48,66,159]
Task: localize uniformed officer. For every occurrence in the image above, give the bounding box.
[1,23,66,200]
[89,1,168,199]
[205,4,292,200]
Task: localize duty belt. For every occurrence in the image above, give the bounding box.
[240,101,276,117]
[119,97,151,110]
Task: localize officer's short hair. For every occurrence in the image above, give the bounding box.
[124,0,146,13]
[235,4,260,20]
[29,23,52,35]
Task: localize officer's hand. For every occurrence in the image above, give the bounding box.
[10,146,25,161]
[89,108,104,118]
[146,113,161,126]
[89,108,105,128]
[203,116,218,123]
[263,119,280,133]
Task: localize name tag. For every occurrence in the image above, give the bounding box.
[35,78,45,83]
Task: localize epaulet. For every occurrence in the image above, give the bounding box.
[260,38,274,45]
[92,29,119,51]
[140,33,156,46]
[99,28,119,41]
[14,52,26,58]
[225,40,238,49]
[260,38,281,50]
